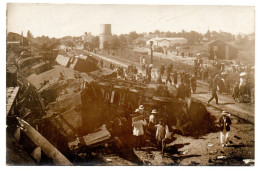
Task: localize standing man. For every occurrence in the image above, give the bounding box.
[160,64,165,77]
[208,75,220,105]
[155,119,170,156]
[232,82,240,101]
[173,71,178,86]
[148,109,157,144]
[166,63,173,85]
[165,71,172,85]
[218,111,232,147]
[151,64,157,79]
[190,74,197,93]
[142,56,146,65]
[146,66,152,84]
[132,105,147,150]
[203,65,208,82]
[177,82,186,100]
[166,63,173,74]
[132,116,147,150]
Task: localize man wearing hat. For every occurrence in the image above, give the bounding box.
[218,111,232,147]
[132,105,147,150]
[149,109,157,123]
[138,105,145,114]
[148,109,157,144]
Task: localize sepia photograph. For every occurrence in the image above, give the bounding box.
[5,2,255,166]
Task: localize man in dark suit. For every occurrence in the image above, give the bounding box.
[218,111,232,147]
[208,74,220,104]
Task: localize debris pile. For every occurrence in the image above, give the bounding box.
[7,49,218,165]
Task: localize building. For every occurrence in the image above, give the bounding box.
[146,37,188,48]
[7,32,29,48]
[99,24,112,49]
[208,40,238,60]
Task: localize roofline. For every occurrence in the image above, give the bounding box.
[7,32,29,41]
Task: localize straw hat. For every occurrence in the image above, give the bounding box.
[239,72,247,77]
[151,109,158,114]
[221,111,228,115]
[139,105,144,110]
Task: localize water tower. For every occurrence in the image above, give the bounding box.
[99,24,112,49]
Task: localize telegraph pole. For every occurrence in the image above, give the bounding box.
[150,41,153,64]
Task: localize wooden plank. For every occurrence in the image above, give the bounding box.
[83,125,111,147]
[7,87,14,92]
[17,118,73,166]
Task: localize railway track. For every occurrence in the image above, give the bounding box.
[85,50,254,124]
[191,96,253,132]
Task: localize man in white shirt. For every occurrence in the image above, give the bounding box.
[149,109,156,123]
[132,116,147,150]
[148,109,157,144]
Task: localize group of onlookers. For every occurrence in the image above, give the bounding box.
[132,105,173,156]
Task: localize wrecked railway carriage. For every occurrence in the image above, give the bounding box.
[7,52,215,165]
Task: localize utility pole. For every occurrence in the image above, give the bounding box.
[120,41,123,58]
[150,41,153,64]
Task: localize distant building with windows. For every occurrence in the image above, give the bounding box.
[146,37,188,48]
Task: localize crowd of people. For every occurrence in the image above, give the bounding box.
[99,51,254,104]
[131,105,173,156]
[193,57,254,104]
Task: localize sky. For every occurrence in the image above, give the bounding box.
[7,4,255,38]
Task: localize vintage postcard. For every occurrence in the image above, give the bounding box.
[6,3,255,166]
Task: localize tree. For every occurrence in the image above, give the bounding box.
[119,34,127,44]
[27,30,33,40]
[137,39,146,45]
[236,34,249,45]
[88,36,99,49]
[154,30,161,34]
[129,31,139,40]
[111,35,120,50]
[209,31,235,42]
[66,41,74,47]
[187,31,203,44]
[166,31,173,37]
